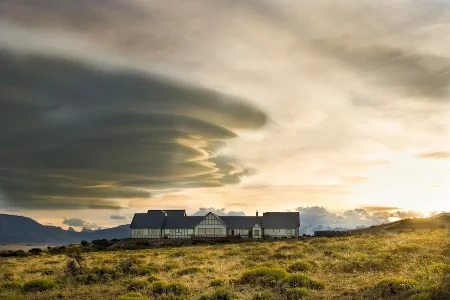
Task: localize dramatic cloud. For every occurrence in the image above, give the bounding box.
[62,218,87,228]
[191,208,246,217]
[416,151,450,160]
[0,0,449,219]
[295,206,427,234]
[110,215,128,220]
[0,49,266,210]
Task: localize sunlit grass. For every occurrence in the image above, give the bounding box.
[0,231,449,299]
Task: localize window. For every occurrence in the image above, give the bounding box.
[150,229,159,235]
[285,229,292,234]
[254,230,260,236]
[176,229,182,233]
[273,229,280,232]
[135,229,143,235]
[197,228,223,235]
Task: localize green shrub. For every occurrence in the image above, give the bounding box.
[240,267,289,287]
[90,266,121,280]
[366,277,418,297]
[147,275,160,283]
[252,291,273,300]
[75,273,102,284]
[116,258,139,275]
[285,287,310,299]
[168,250,188,258]
[408,293,432,300]
[210,278,231,287]
[0,294,25,300]
[166,282,188,296]
[151,281,187,296]
[136,264,160,276]
[151,281,168,295]
[176,267,202,276]
[200,288,237,300]
[288,261,312,273]
[162,261,180,271]
[127,280,149,292]
[280,274,324,290]
[22,278,57,293]
[443,245,450,257]
[1,281,22,291]
[116,292,149,300]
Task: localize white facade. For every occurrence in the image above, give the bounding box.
[194,213,227,236]
[131,228,161,238]
[264,228,296,238]
[163,228,193,239]
[252,223,262,239]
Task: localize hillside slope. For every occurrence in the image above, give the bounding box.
[0,214,130,244]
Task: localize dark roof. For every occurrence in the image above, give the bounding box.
[163,216,203,229]
[262,212,300,228]
[220,216,262,229]
[130,211,166,229]
[163,210,186,217]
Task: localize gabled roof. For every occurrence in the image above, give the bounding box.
[163,216,202,229]
[130,210,165,229]
[163,210,186,217]
[220,216,263,229]
[193,212,228,228]
[262,212,300,228]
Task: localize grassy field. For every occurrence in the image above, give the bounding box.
[0,231,449,300]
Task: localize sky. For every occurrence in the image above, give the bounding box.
[0,0,449,231]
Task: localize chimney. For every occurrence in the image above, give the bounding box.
[256,210,259,217]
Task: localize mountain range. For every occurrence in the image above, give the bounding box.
[0,214,130,244]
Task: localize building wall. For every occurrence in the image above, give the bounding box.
[194,213,227,236]
[252,223,262,239]
[264,228,296,238]
[131,228,161,238]
[227,229,251,236]
[162,229,193,239]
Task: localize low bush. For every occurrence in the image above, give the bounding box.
[75,273,102,284]
[116,292,149,300]
[176,267,202,276]
[280,274,324,290]
[127,280,149,292]
[116,258,139,275]
[285,287,310,299]
[1,281,22,291]
[147,275,160,283]
[251,291,273,300]
[287,261,312,273]
[28,248,42,255]
[162,261,179,271]
[210,278,232,287]
[151,281,187,296]
[199,288,237,300]
[364,277,418,297]
[168,250,188,258]
[136,264,160,276]
[22,278,57,293]
[239,267,289,287]
[408,293,432,300]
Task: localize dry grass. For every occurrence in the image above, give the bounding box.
[0,231,449,299]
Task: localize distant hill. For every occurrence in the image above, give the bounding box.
[0,214,130,244]
[352,214,450,234]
